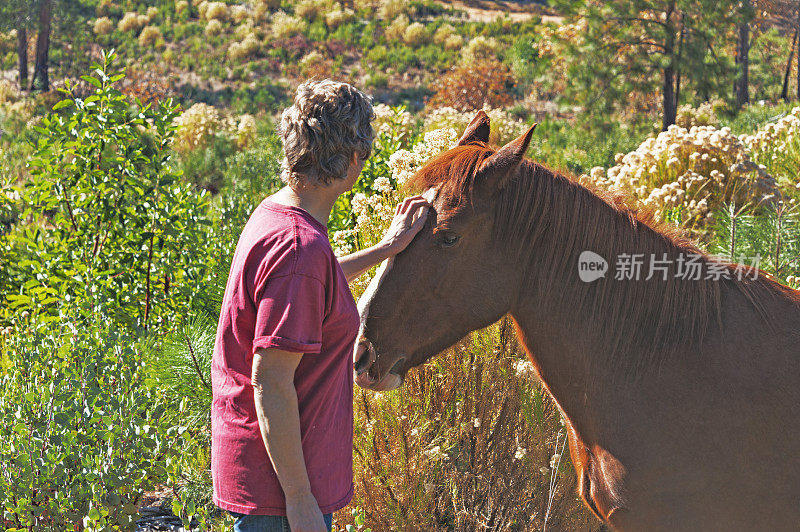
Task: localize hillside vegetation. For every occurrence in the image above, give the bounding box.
[1,0,800,530]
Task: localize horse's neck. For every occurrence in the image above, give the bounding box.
[510,304,622,444]
[502,170,683,441]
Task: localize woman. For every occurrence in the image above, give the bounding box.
[211,79,428,532]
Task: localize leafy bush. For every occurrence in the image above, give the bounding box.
[138,26,163,48]
[403,22,428,47]
[507,36,543,88]
[118,12,147,33]
[253,0,282,20]
[461,36,501,65]
[0,314,188,531]
[586,125,780,231]
[378,0,409,20]
[95,0,113,17]
[675,100,722,129]
[146,6,160,22]
[205,19,223,36]
[204,1,229,22]
[177,132,238,191]
[354,0,380,13]
[172,102,222,153]
[6,50,211,329]
[325,5,355,30]
[385,14,409,41]
[299,50,331,78]
[426,58,516,112]
[295,0,334,20]
[272,11,307,39]
[93,17,114,36]
[373,103,414,141]
[231,5,250,24]
[433,23,456,45]
[742,106,800,184]
[228,33,260,63]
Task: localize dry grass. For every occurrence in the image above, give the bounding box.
[335,319,600,531]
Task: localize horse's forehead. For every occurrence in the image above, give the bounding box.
[422,187,438,204]
[357,188,438,325]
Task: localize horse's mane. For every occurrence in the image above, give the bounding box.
[410,141,783,378]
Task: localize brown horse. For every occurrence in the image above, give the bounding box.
[353,111,800,531]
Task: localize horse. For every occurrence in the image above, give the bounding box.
[352,111,800,531]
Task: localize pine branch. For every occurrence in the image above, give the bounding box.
[182,328,211,391]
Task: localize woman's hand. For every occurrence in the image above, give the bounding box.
[285,490,328,532]
[338,195,430,282]
[378,195,430,256]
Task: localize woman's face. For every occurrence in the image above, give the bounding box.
[344,151,367,190]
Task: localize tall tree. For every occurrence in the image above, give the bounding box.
[30,0,53,92]
[753,0,799,100]
[0,0,40,90]
[780,29,797,101]
[17,28,28,89]
[554,0,749,130]
[736,0,752,107]
[795,2,800,99]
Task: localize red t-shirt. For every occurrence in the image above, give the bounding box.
[211,198,359,515]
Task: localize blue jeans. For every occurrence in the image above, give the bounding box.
[230,511,333,532]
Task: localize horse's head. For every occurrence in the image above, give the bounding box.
[354,111,537,391]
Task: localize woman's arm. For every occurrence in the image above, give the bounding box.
[338,196,429,283]
[252,348,327,532]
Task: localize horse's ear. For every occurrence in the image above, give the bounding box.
[475,123,537,194]
[457,110,491,145]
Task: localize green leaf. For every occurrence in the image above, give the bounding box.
[171,499,182,517]
[81,75,102,88]
[52,99,74,111]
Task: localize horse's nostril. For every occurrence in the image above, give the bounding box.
[354,340,375,376]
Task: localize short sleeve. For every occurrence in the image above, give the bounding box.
[252,273,326,354]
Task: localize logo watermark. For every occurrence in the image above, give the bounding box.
[578,251,609,282]
[577,251,761,282]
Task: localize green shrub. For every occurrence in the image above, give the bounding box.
[93,17,114,36]
[0,314,188,530]
[711,202,800,283]
[177,133,238,192]
[385,14,409,41]
[6,50,211,329]
[138,25,163,48]
[403,22,428,47]
[272,11,307,39]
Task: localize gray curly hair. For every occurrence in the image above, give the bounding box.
[278,79,375,188]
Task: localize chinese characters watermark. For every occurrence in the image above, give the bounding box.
[578,251,760,282]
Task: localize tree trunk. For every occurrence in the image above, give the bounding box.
[16,27,28,90]
[662,1,677,131]
[796,4,800,101]
[674,14,685,118]
[781,30,797,102]
[663,66,677,130]
[736,22,750,107]
[30,0,53,92]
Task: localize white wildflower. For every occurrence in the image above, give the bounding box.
[373,176,393,194]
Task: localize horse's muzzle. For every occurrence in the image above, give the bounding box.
[353,338,404,391]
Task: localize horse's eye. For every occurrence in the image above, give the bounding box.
[438,234,460,248]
